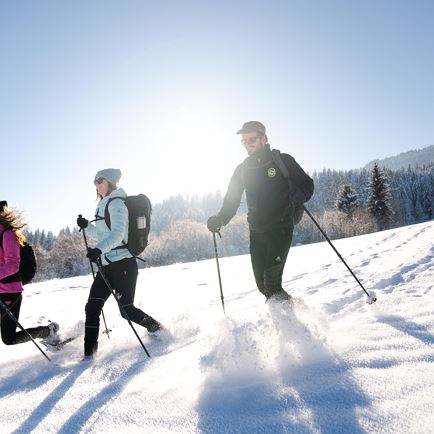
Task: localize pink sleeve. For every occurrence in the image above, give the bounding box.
[0,230,20,280]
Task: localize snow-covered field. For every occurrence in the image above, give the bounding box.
[1,221,434,434]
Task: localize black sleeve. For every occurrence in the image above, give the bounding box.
[216,164,245,226]
[282,154,314,204]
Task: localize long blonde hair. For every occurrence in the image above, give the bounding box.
[0,205,27,246]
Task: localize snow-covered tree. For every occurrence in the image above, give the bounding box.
[368,164,393,230]
[336,185,359,218]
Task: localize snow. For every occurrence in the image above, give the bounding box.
[1,221,434,433]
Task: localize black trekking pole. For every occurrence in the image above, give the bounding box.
[303,206,377,304]
[78,215,110,338]
[0,299,51,362]
[94,258,151,358]
[212,231,226,315]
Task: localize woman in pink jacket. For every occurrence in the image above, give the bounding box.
[0,200,58,345]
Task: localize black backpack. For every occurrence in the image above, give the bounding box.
[271,149,307,225]
[0,229,37,285]
[104,194,152,257]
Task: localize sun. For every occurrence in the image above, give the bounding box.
[151,105,236,199]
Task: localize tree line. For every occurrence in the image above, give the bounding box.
[26,162,434,282]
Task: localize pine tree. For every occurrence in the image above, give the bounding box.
[33,229,41,246]
[45,231,54,250]
[368,163,393,230]
[336,184,359,218]
[39,230,46,250]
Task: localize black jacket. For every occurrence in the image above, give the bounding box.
[217,145,314,232]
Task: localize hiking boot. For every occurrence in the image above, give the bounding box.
[84,341,98,358]
[265,289,293,305]
[142,315,162,333]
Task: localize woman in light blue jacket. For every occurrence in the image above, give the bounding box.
[77,168,161,358]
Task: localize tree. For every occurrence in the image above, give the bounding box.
[48,228,89,279]
[45,231,54,250]
[368,163,393,230]
[336,184,359,218]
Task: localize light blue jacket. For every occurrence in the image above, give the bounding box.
[86,188,132,265]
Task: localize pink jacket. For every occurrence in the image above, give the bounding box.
[0,225,24,293]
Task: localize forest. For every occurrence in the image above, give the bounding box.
[26,163,434,282]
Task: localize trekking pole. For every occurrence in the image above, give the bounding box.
[94,258,151,358]
[0,299,51,362]
[212,231,226,315]
[78,215,110,338]
[303,206,377,304]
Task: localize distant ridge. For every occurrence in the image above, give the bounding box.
[365,144,434,170]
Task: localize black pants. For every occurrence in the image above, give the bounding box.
[0,293,50,345]
[250,227,293,298]
[84,257,157,355]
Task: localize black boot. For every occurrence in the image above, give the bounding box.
[265,289,292,304]
[84,340,98,358]
[142,314,162,333]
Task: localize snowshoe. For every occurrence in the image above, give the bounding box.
[42,335,77,351]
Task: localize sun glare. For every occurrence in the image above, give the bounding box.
[154,105,235,199]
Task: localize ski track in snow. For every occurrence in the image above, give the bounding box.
[1,221,434,433]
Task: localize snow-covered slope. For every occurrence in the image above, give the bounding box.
[1,221,434,433]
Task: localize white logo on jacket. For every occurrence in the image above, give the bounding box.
[268,167,276,178]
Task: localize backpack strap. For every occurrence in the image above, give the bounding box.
[272,149,310,225]
[271,149,299,206]
[104,197,124,230]
[271,149,290,178]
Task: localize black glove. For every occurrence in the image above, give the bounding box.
[86,247,102,262]
[77,216,89,229]
[207,216,222,233]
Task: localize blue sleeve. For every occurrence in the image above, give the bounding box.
[96,199,128,253]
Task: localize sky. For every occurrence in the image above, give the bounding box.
[1,0,434,233]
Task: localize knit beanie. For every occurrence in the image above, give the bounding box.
[94,168,122,184]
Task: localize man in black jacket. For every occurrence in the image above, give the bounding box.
[207,121,314,303]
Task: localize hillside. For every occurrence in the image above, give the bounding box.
[1,221,434,433]
[365,144,434,170]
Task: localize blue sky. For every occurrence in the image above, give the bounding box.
[1,0,434,233]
